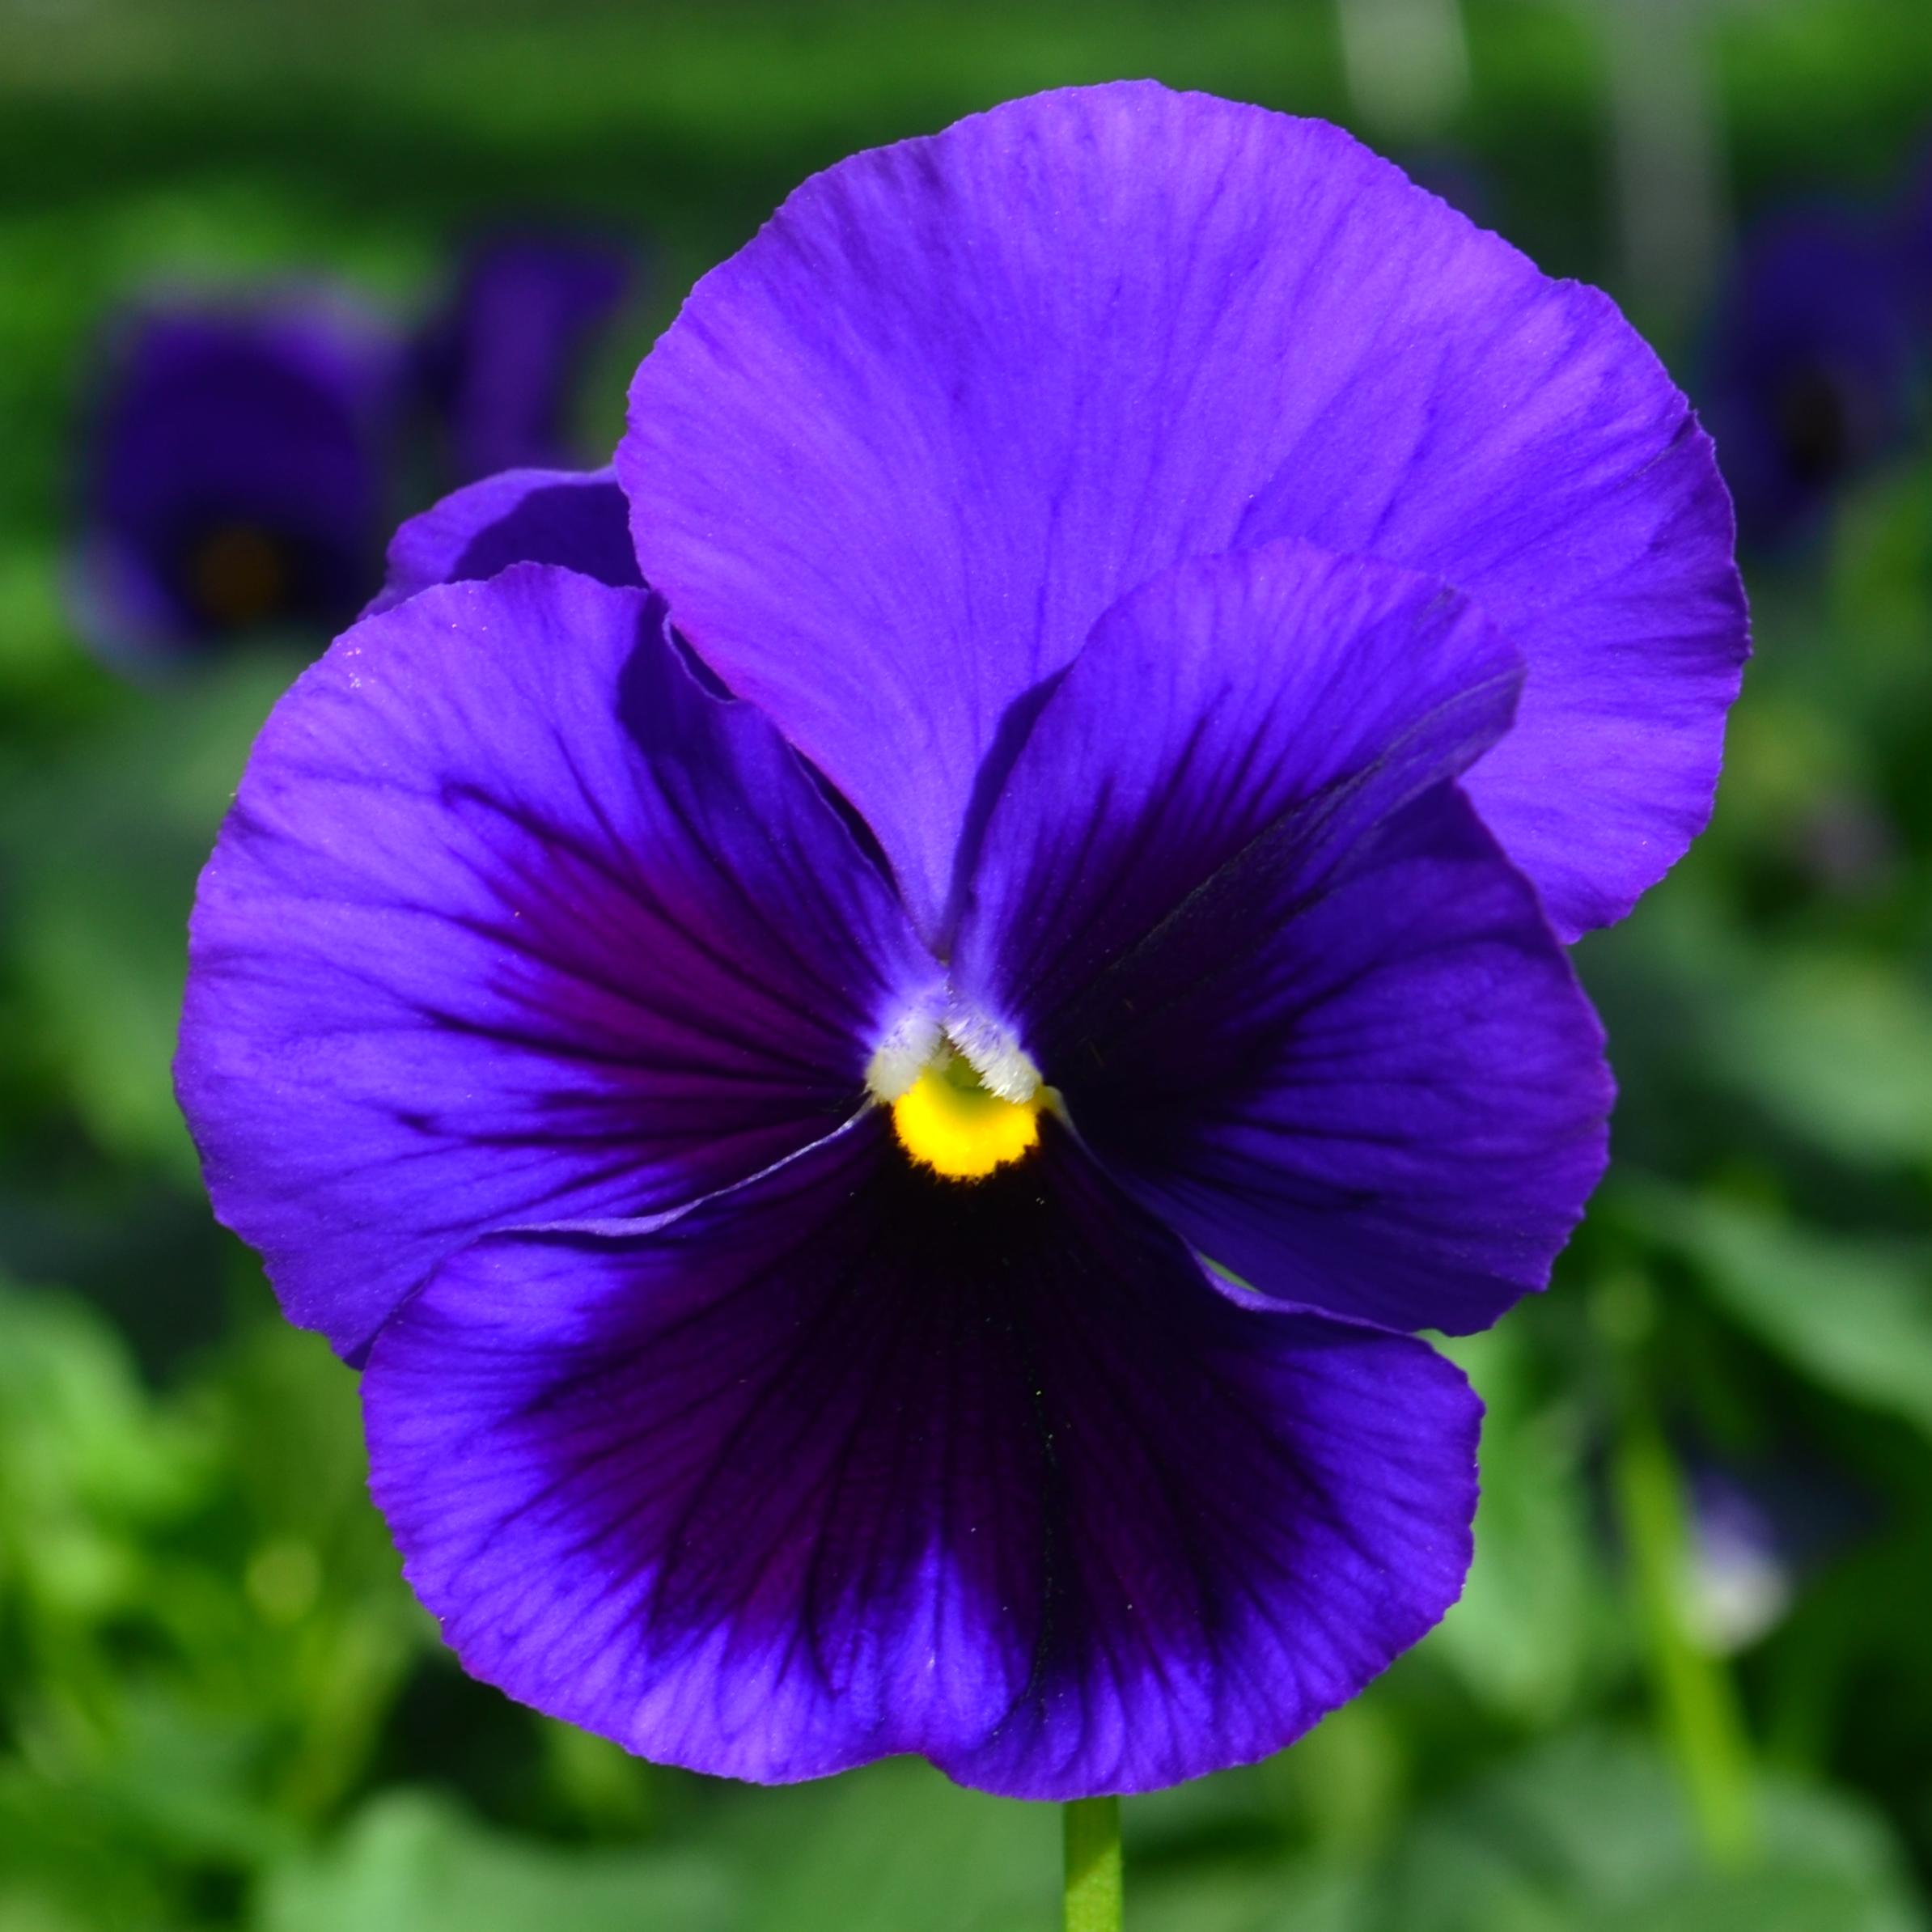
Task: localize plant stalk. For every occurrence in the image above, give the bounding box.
[1063,1795,1122,1932]
[1613,1414,1759,1866]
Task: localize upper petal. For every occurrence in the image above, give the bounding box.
[363,1112,1480,1799]
[620,80,1743,943]
[952,541,1612,1334]
[176,564,934,1360]
[365,466,643,617]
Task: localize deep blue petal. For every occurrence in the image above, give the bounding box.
[177,565,934,1361]
[363,1112,1480,1798]
[620,82,1743,943]
[952,541,1612,1334]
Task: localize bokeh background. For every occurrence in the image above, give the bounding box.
[6,0,1932,1926]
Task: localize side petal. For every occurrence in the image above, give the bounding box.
[176,565,934,1360]
[363,1114,1481,1799]
[620,81,1743,941]
[365,466,642,616]
[953,542,1611,1334]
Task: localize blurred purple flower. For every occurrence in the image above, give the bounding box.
[1703,210,1915,546]
[71,298,402,667]
[1684,1462,1792,1653]
[1887,140,1932,337]
[177,86,1744,1797]
[1684,1450,1877,1654]
[413,231,636,485]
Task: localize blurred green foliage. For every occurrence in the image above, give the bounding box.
[5,0,1932,1926]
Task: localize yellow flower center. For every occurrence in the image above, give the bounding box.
[890,1047,1043,1180]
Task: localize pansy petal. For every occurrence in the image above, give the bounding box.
[1227,251,1745,945]
[363,1113,1480,1799]
[176,565,933,1361]
[366,465,642,616]
[954,540,1524,1017]
[953,542,1611,1334]
[621,81,1744,941]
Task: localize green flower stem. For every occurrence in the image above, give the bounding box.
[1063,1795,1122,1932]
[1612,1414,1760,1867]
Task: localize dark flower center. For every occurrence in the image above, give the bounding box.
[1773,365,1853,486]
[184,523,293,629]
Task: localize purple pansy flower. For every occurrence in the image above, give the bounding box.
[176,86,1745,1797]
[413,231,637,485]
[72,298,401,666]
[1702,208,1915,546]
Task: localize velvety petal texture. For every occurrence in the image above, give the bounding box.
[364,1114,1480,1798]
[621,82,1745,941]
[178,82,1739,1803]
[366,465,642,617]
[955,542,1612,1333]
[177,565,934,1359]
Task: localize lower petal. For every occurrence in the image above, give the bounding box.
[364,1114,1480,1799]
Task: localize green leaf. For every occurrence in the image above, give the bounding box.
[257,1790,739,1932]
[0,1282,212,1607]
[1710,953,1932,1171]
[1427,1326,1616,1725]
[6,647,303,1176]
[1629,1184,1932,1438]
[1127,1860,1375,1932]
[1389,1731,1922,1932]
[740,1758,1055,1932]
